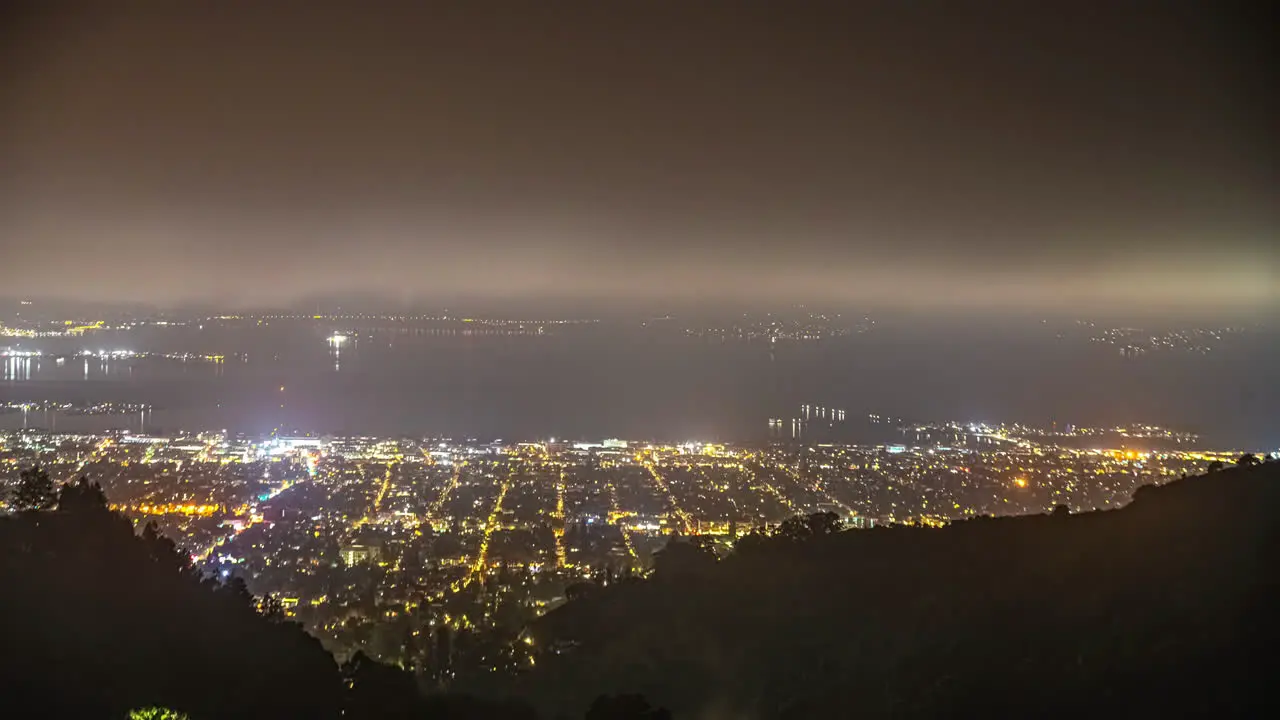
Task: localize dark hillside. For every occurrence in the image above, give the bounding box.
[507,463,1277,718]
[0,476,538,720]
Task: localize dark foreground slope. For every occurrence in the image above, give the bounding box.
[0,479,537,720]
[506,464,1277,718]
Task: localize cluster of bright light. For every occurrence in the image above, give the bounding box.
[604,467,638,560]
[67,349,228,363]
[423,458,464,531]
[552,465,568,567]
[466,464,514,584]
[121,502,219,516]
[0,321,106,338]
[642,454,694,534]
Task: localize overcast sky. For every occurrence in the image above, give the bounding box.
[1,1,1275,313]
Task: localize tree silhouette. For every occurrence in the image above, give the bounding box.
[652,536,717,578]
[775,511,843,541]
[732,528,771,555]
[259,593,286,622]
[1236,453,1260,467]
[1206,460,1225,473]
[56,476,108,513]
[341,650,422,719]
[565,580,599,602]
[139,521,192,575]
[585,693,672,720]
[9,464,56,511]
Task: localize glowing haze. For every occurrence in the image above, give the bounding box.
[1,2,1275,313]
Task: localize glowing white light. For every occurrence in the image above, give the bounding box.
[327,333,348,347]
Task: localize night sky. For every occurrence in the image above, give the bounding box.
[1,1,1275,313]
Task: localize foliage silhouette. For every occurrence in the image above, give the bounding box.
[9,464,57,511]
[585,693,672,720]
[564,581,599,602]
[775,511,843,541]
[652,536,717,579]
[259,592,287,622]
[342,650,424,719]
[56,475,108,513]
[731,528,772,555]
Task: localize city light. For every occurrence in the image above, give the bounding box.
[0,421,1255,682]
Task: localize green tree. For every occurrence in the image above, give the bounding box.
[10,465,56,511]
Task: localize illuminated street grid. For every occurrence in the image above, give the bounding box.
[0,428,1248,667]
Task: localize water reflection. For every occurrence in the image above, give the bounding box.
[5,356,34,381]
[328,332,353,372]
[1,326,1275,447]
[0,406,163,434]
